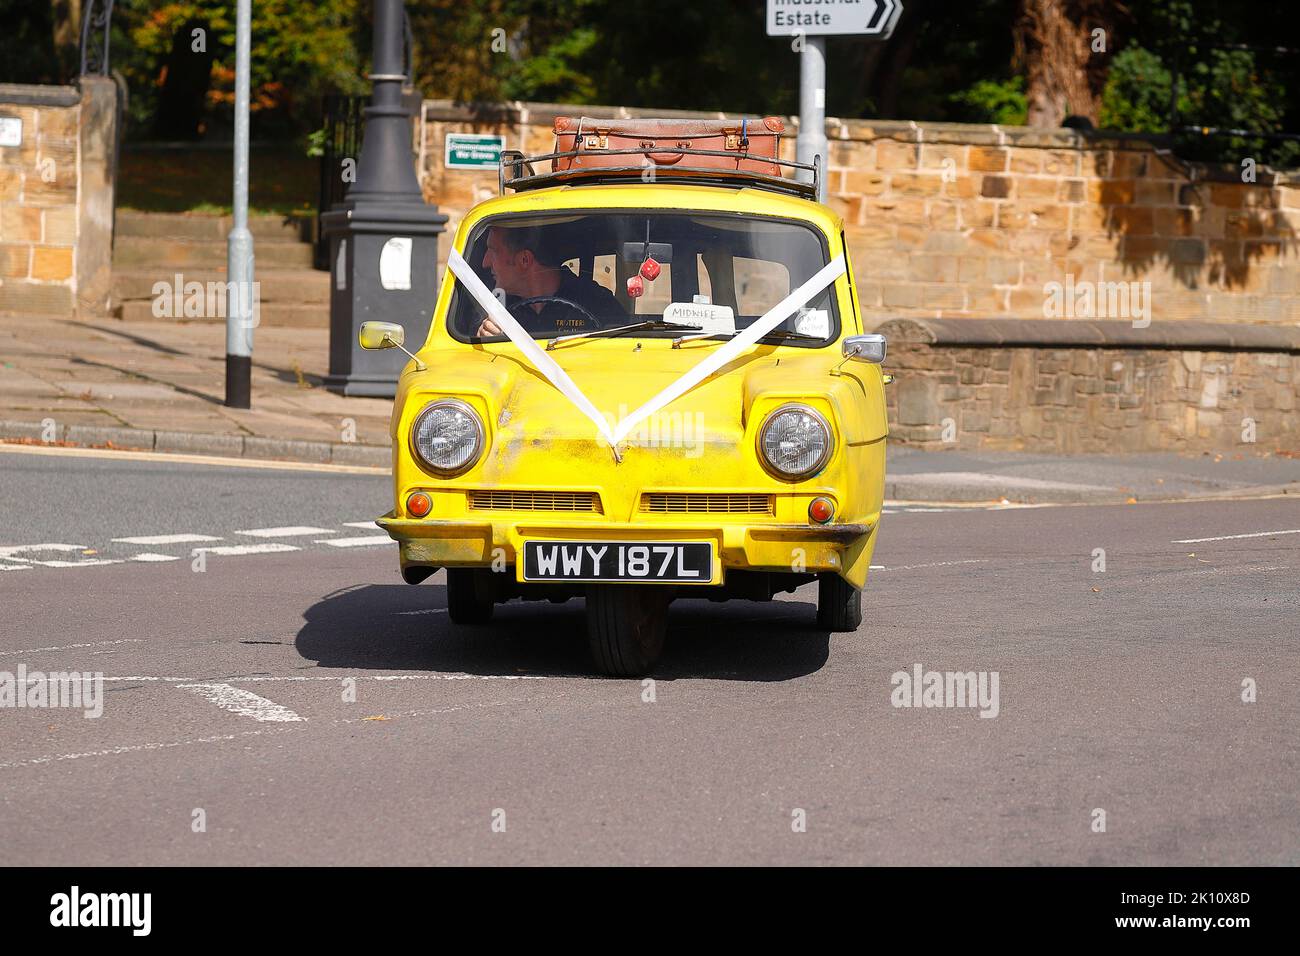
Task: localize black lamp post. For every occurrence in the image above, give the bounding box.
[322,0,447,397]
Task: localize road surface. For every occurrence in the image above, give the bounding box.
[1,446,1296,865]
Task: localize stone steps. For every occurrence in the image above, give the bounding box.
[115,209,314,243]
[114,235,316,269]
[110,211,327,327]
[111,268,330,304]
[118,299,326,328]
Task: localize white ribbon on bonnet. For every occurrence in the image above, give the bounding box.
[445,247,847,455]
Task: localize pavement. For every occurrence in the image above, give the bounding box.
[0,312,392,466]
[886,446,1300,504]
[1,447,1296,865]
[2,311,1298,503]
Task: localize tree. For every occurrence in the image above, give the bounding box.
[1014,0,1126,127]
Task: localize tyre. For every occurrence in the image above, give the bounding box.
[817,573,862,631]
[447,568,493,625]
[585,585,670,677]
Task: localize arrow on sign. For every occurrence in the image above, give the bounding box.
[766,0,904,38]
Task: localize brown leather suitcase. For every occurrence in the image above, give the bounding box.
[551,115,786,177]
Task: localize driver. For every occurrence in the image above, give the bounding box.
[474,225,624,337]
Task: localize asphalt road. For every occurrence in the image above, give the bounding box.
[1,446,1297,865]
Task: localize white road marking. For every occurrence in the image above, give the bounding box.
[1185,564,1292,576]
[0,564,31,571]
[343,521,379,529]
[0,697,554,772]
[29,558,124,568]
[235,526,335,538]
[178,682,305,722]
[0,543,85,560]
[0,639,144,657]
[192,543,300,556]
[130,553,181,562]
[316,535,393,548]
[1172,529,1300,544]
[871,559,989,572]
[112,533,221,545]
[0,729,286,771]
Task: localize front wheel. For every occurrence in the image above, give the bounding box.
[585,585,670,677]
[447,568,494,625]
[816,573,862,631]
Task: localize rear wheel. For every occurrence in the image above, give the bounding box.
[585,585,670,677]
[816,573,862,631]
[447,568,493,625]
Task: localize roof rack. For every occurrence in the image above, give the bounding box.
[497,147,821,201]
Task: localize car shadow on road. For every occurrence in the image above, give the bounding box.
[294,583,830,681]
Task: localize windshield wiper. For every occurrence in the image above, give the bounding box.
[545,320,691,350]
[671,326,825,348]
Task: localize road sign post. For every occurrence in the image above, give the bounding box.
[767,0,904,203]
[225,0,253,408]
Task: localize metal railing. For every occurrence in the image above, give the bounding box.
[79,0,114,77]
[315,94,367,268]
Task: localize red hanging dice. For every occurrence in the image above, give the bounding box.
[626,275,644,298]
[639,257,661,281]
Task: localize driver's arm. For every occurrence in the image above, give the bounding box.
[475,316,503,337]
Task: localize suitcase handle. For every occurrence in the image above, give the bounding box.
[646,140,690,165]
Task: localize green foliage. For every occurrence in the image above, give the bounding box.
[949,77,1027,126]
[1099,46,1174,132]
[1099,39,1299,169]
[7,0,1293,170]
[501,26,599,102]
[115,0,365,136]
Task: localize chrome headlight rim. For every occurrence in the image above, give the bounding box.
[409,398,485,478]
[756,402,833,482]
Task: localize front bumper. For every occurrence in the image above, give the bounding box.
[377,515,878,587]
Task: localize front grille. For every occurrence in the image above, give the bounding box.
[640,493,774,515]
[468,490,601,513]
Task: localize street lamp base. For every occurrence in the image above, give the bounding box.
[322,373,403,399]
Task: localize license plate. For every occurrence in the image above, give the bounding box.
[521,541,714,583]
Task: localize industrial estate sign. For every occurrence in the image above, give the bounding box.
[766,0,903,37]
[445,133,506,170]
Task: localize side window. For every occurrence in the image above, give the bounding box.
[734,257,790,314]
[696,254,713,301]
[592,254,617,294]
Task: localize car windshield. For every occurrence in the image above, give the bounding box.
[447,211,839,346]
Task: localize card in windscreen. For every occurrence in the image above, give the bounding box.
[663,298,736,335]
[522,540,716,583]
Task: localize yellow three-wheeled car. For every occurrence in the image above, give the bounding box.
[364,130,888,675]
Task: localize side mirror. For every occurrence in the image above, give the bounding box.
[842,333,886,364]
[359,321,405,350]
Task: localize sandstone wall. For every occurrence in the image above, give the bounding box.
[0,79,118,317]
[415,101,1300,329]
[882,318,1299,454]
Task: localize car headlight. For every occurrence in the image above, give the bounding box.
[758,404,832,480]
[410,399,484,476]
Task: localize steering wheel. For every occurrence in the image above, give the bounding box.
[507,296,601,329]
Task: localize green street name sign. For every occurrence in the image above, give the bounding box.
[445,133,506,170]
